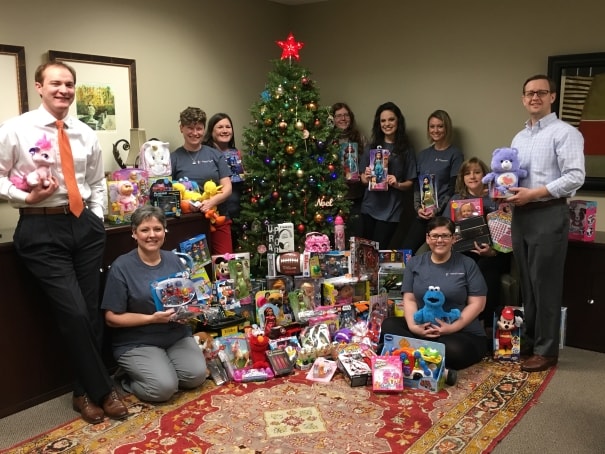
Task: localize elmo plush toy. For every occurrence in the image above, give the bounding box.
[248,329,271,369]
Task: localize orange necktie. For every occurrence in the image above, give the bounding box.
[56,120,84,217]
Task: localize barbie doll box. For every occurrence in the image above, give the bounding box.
[368,148,390,191]
[340,142,360,181]
[380,334,446,393]
[568,200,597,242]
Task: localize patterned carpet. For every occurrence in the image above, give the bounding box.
[6,358,555,454]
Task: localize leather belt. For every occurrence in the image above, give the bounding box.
[515,198,567,210]
[19,205,71,215]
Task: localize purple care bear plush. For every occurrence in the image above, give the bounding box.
[482,147,528,198]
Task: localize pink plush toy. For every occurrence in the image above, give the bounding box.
[10,134,54,191]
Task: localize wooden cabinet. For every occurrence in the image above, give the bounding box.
[0,213,208,418]
[563,232,605,353]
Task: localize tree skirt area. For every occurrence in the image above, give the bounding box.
[7,358,555,454]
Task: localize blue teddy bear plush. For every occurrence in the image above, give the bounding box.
[413,286,461,325]
[482,147,528,197]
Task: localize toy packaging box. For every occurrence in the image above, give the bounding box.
[211,252,251,281]
[349,236,380,292]
[368,148,390,191]
[487,204,513,253]
[419,173,438,213]
[336,344,374,387]
[380,334,446,393]
[106,180,142,225]
[150,271,203,321]
[378,249,412,266]
[150,189,181,217]
[568,200,597,242]
[224,148,245,183]
[340,142,360,181]
[452,215,492,253]
[179,234,211,269]
[267,222,295,253]
[216,333,251,379]
[228,258,253,305]
[111,168,149,206]
[450,198,483,223]
[306,357,338,383]
[378,265,405,299]
[321,276,370,306]
[371,355,404,392]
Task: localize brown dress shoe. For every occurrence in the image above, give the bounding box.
[72,394,104,424]
[521,355,558,372]
[102,388,129,420]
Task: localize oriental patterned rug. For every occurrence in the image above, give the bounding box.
[5,359,555,454]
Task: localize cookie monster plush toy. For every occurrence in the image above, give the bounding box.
[482,147,528,198]
[414,286,461,325]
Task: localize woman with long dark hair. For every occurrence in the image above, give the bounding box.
[359,101,416,248]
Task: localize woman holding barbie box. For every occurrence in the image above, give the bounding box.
[359,102,417,248]
[443,157,511,336]
[402,110,464,253]
[332,102,367,241]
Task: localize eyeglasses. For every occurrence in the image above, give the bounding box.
[334,113,350,119]
[523,90,550,98]
[428,233,453,241]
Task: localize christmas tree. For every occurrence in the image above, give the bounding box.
[235,33,350,277]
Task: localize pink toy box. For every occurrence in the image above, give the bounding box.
[371,355,403,392]
[568,200,597,242]
[380,334,446,393]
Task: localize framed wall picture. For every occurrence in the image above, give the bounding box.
[0,44,28,123]
[48,50,139,172]
[548,52,605,191]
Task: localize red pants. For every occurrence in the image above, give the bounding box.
[210,219,233,255]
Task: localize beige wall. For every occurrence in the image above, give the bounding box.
[1,0,604,231]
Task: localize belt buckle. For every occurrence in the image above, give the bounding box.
[61,205,69,215]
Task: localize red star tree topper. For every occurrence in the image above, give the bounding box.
[276,32,304,61]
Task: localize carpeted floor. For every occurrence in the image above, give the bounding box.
[4,357,554,454]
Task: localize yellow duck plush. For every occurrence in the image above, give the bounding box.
[172,181,203,214]
[200,180,226,231]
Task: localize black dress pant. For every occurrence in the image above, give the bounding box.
[13,209,113,404]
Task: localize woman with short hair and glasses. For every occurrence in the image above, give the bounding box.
[332,102,367,241]
[379,216,488,373]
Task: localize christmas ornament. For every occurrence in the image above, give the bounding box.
[316,140,326,152]
[276,32,304,61]
[276,85,284,96]
[280,167,287,176]
[264,118,273,126]
[295,120,304,130]
[258,140,266,150]
[272,191,279,199]
[301,76,309,85]
[261,91,270,102]
[328,164,335,172]
[297,224,305,233]
[302,130,310,139]
[314,118,321,128]
[279,120,287,130]
[314,212,324,224]
[257,244,267,254]
[296,169,304,178]
[307,102,317,111]
[286,144,295,154]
